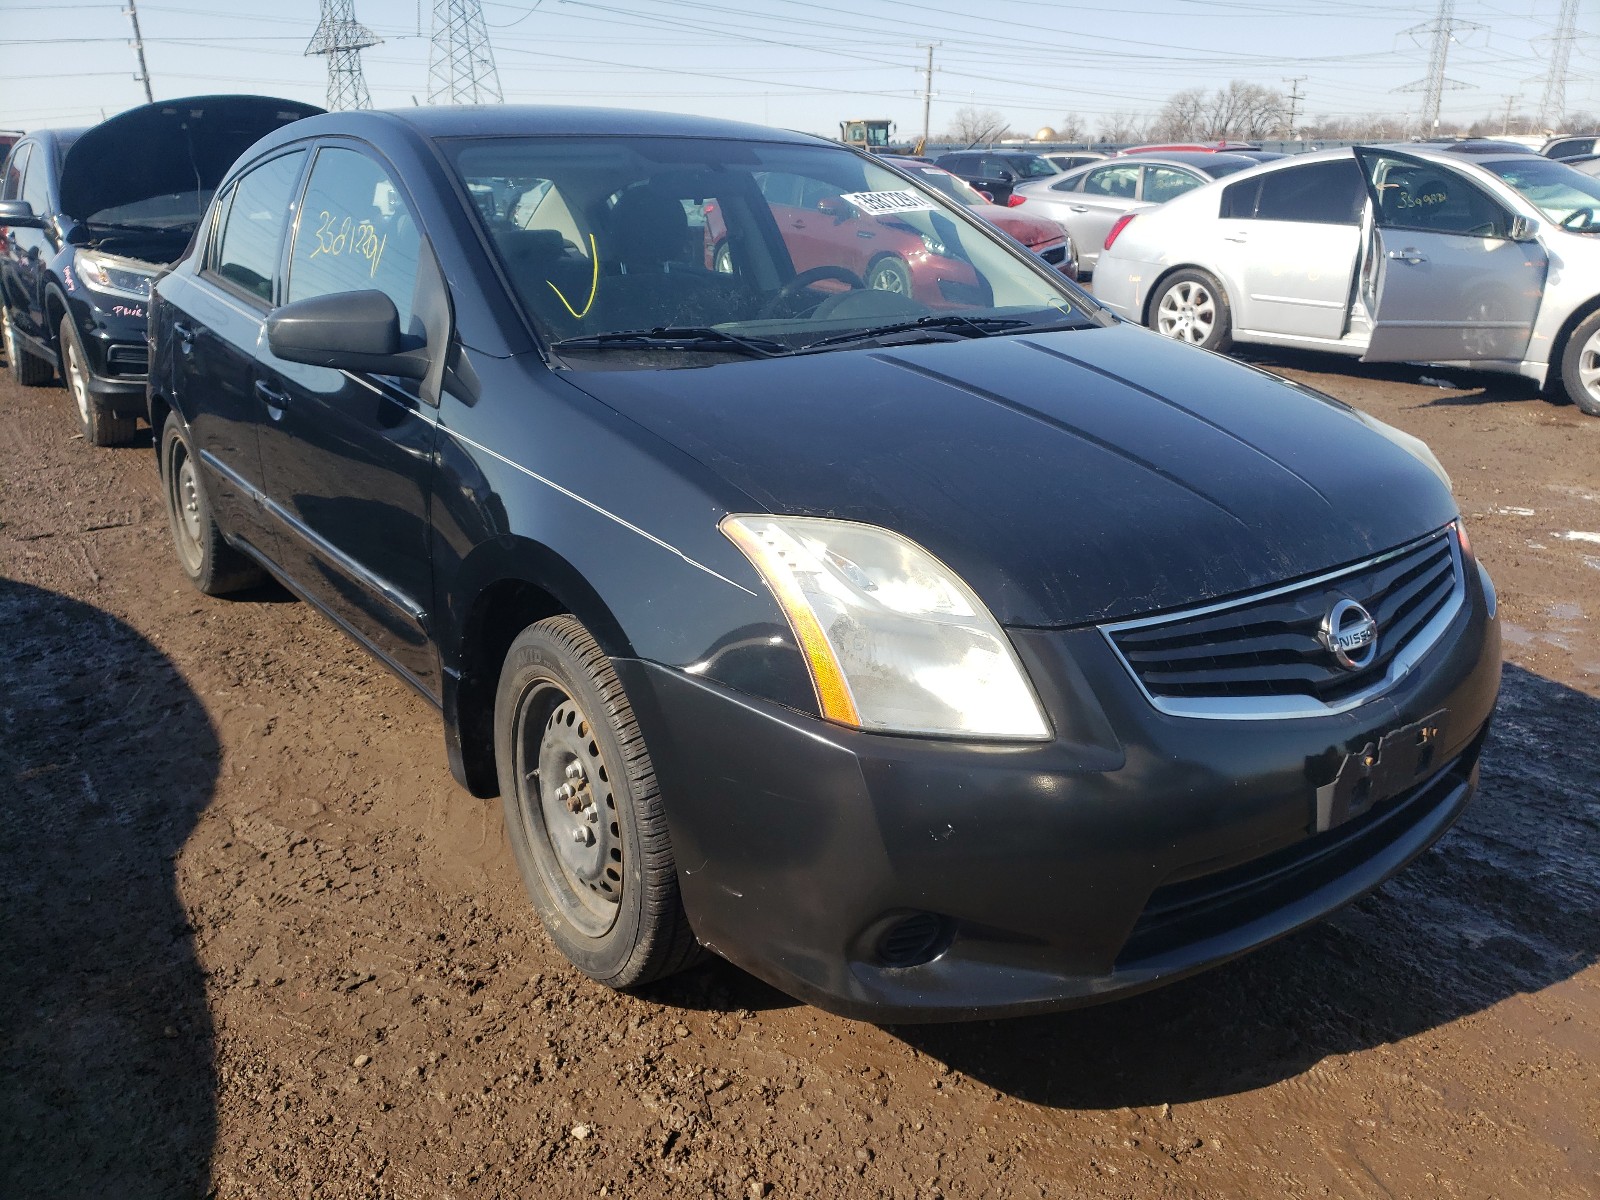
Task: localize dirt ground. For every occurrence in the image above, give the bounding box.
[2,343,1597,1200]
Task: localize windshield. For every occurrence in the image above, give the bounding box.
[1010,156,1058,180]
[1201,158,1256,180]
[444,136,1094,365]
[1481,157,1600,227]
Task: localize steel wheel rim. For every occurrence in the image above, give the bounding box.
[170,444,204,573]
[1157,281,1216,345]
[65,337,91,422]
[2,308,16,364]
[1579,326,1600,400]
[513,680,622,937]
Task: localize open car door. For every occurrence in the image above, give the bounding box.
[1354,146,1547,363]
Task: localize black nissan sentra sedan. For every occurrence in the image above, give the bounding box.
[147,107,1501,1021]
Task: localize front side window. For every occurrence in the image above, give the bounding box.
[20,146,50,214]
[287,146,423,328]
[1362,152,1513,238]
[211,151,306,303]
[444,135,1095,365]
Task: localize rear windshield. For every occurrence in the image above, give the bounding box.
[442,136,1095,361]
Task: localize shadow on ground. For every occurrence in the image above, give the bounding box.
[891,664,1599,1107]
[1235,346,1556,409]
[0,579,219,1197]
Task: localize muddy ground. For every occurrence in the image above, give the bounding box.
[1,345,1597,1200]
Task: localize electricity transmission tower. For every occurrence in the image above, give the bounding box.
[428,0,503,105]
[1396,0,1481,134]
[305,0,380,111]
[1536,0,1581,132]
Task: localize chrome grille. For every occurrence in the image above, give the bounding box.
[1104,527,1465,719]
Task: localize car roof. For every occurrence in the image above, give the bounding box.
[336,105,828,146]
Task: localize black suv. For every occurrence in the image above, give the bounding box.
[932,149,1060,203]
[0,95,320,444]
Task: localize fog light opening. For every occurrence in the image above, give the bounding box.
[875,912,953,969]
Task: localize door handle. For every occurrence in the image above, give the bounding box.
[254,379,290,411]
[1385,248,1427,264]
[1069,205,1090,212]
[1223,234,1248,243]
[172,321,196,342]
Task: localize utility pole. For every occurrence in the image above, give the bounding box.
[1395,0,1480,134]
[125,1,153,103]
[428,0,503,105]
[1282,75,1306,140]
[1500,93,1518,135]
[1536,0,1580,132]
[306,0,381,111]
[919,43,938,151]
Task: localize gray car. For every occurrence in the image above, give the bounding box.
[1010,152,1259,275]
[1094,145,1600,416]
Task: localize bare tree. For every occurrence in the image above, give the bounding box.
[1054,112,1089,143]
[1095,110,1150,143]
[945,105,1012,146]
[1149,81,1283,142]
[1148,88,1207,141]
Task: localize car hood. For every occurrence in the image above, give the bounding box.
[975,205,1062,247]
[59,94,324,223]
[565,323,1459,627]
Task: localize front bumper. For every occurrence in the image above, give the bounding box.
[618,562,1500,1022]
[64,294,149,413]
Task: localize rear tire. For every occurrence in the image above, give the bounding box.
[494,615,700,989]
[159,411,263,595]
[3,305,54,386]
[61,316,137,446]
[1559,308,1600,417]
[1150,269,1233,353]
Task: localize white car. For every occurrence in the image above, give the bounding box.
[1094,145,1600,415]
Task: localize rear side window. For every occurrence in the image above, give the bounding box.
[2,143,30,202]
[212,151,306,303]
[1143,166,1200,204]
[287,147,422,330]
[1226,160,1366,225]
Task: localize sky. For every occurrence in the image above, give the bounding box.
[0,0,1594,141]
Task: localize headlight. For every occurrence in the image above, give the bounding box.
[920,232,950,257]
[74,252,154,300]
[721,515,1051,740]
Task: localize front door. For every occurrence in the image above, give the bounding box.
[254,142,440,697]
[1354,147,1547,363]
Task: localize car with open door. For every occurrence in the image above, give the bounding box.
[1094,145,1600,416]
[0,95,321,444]
[147,106,1499,1022]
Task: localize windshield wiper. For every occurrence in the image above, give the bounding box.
[797,314,1035,352]
[549,326,788,358]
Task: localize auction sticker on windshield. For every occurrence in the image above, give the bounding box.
[840,189,939,216]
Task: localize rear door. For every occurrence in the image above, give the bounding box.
[254,142,441,697]
[1069,162,1143,265]
[1221,157,1366,340]
[1354,147,1547,363]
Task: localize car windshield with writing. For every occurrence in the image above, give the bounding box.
[443,136,1093,365]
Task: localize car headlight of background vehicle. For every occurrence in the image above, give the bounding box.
[722,515,1051,740]
[74,252,154,301]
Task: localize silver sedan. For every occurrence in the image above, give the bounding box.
[1094,145,1600,416]
[1010,152,1259,274]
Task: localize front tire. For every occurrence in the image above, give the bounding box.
[1559,308,1600,417]
[3,305,54,386]
[159,411,263,595]
[61,316,137,446]
[1150,269,1233,353]
[866,255,913,296]
[494,615,699,988]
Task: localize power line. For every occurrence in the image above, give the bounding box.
[1282,74,1306,136]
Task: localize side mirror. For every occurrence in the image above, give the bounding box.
[266,289,428,380]
[995,170,1016,184]
[1509,214,1540,242]
[0,199,46,229]
[816,196,851,222]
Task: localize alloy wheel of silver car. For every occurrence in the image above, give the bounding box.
[1157,280,1217,345]
[63,328,92,426]
[1561,310,1600,417]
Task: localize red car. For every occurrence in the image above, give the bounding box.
[887,159,1077,280]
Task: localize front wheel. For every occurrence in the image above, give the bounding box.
[1559,308,1600,417]
[160,411,263,595]
[866,255,913,296]
[1150,269,1233,353]
[494,615,700,988]
[61,316,137,446]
